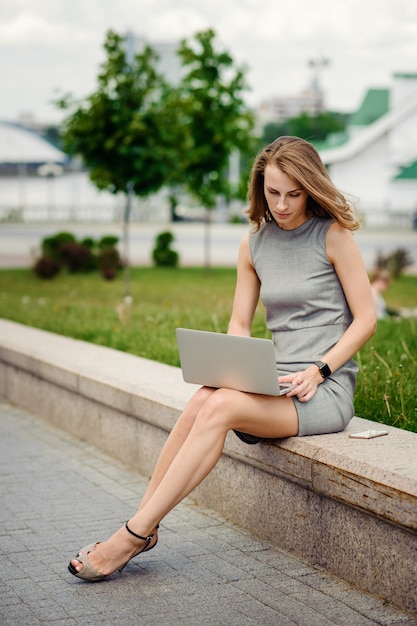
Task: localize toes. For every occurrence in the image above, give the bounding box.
[70,559,83,573]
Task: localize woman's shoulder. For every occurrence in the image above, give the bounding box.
[326,221,360,263]
[310,215,334,231]
[307,216,342,243]
[326,220,353,241]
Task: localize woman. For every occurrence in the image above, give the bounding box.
[369,268,396,319]
[69,136,376,581]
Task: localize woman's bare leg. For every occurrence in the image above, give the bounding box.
[137,386,216,512]
[132,388,298,528]
[70,388,297,575]
[133,387,216,549]
[75,387,216,560]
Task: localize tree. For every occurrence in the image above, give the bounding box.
[175,29,255,266]
[262,121,289,146]
[288,111,345,141]
[56,28,255,276]
[57,30,176,295]
[150,83,193,222]
[261,111,346,146]
[178,29,254,204]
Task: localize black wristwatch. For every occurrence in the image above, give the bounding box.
[314,361,331,379]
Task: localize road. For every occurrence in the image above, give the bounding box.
[0,221,416,271]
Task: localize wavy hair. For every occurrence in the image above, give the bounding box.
[246,136,359,232]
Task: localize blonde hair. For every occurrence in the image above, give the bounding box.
[246,136,359,232]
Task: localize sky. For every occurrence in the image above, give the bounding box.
[1,0,417,125]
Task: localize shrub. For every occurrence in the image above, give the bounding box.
[35,231,121,279]
[41,232,76,261]
[58,242,95,273]
[80,237,95,250]
[98,247,122,280]
[98,235,119,250]
[152,231,179,267]
[33,256,61,279]
[375,247,413,278]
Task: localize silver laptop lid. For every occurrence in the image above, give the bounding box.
[176,328,291,396]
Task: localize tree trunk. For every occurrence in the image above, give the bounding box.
[122,181,134,298]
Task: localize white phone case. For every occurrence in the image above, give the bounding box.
[349,430,388,439]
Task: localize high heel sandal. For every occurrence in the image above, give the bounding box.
[143,524,159,553]
[75,524,160,559]
[68,521,154,582]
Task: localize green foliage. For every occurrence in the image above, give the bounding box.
[39,232,94,273]
[154,231,175,248]
[355,318,417,430]
[261,111,346,145]
[383,274,417,308]
[34,231,120,279]
[57,30,175,197]
[152,231,179,267]
[289,111,346,141]
[176,29,255,208]
[56,28,255,277]
[41,232,76,260]
[98,235,120,250]
[1,268,416,432]
[57,27,255,208]
[80,237,95,250]
[261,121,290,146]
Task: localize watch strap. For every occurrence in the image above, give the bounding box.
[314,360,331,379]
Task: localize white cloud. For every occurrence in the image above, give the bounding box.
[0,0,416,121]
[0,12,53,44]
[0,9,100,47]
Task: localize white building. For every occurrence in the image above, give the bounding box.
[0,122,170,222]
[319,73,417,226]
[0,122,67,172]
[256,88,325,127]
[256,57,329,127]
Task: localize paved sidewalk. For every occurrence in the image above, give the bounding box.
[1,400,416,626]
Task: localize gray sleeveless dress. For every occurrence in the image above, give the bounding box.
[250,216,358,437]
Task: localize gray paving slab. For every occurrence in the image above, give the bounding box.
[0,398,416,626]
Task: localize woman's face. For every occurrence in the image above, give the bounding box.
[264,164,309,230]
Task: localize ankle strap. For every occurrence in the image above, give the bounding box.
[125,521,153,542]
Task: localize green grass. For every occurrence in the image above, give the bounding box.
[0,267,416,432]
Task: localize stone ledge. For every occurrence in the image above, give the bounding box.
[1,318,416,616]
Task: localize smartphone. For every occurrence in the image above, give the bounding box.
[349,430,388,439]
[278,383,295,395]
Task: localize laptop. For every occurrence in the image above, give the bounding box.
[176,328,293,396]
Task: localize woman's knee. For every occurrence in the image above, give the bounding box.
[194,388,235,430]
[178,387,216,428]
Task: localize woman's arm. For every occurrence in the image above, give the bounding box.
[282,222,376,402]
[227,234,261,337]
[321,222,377,374]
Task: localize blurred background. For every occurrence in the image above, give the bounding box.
[1,1,416,432]
[1,0,417,231]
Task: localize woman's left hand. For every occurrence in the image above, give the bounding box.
[279,366,322,403]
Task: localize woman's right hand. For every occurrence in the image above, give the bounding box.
[279,365,323,402]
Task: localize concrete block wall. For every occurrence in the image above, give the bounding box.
[0,319,416,615]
